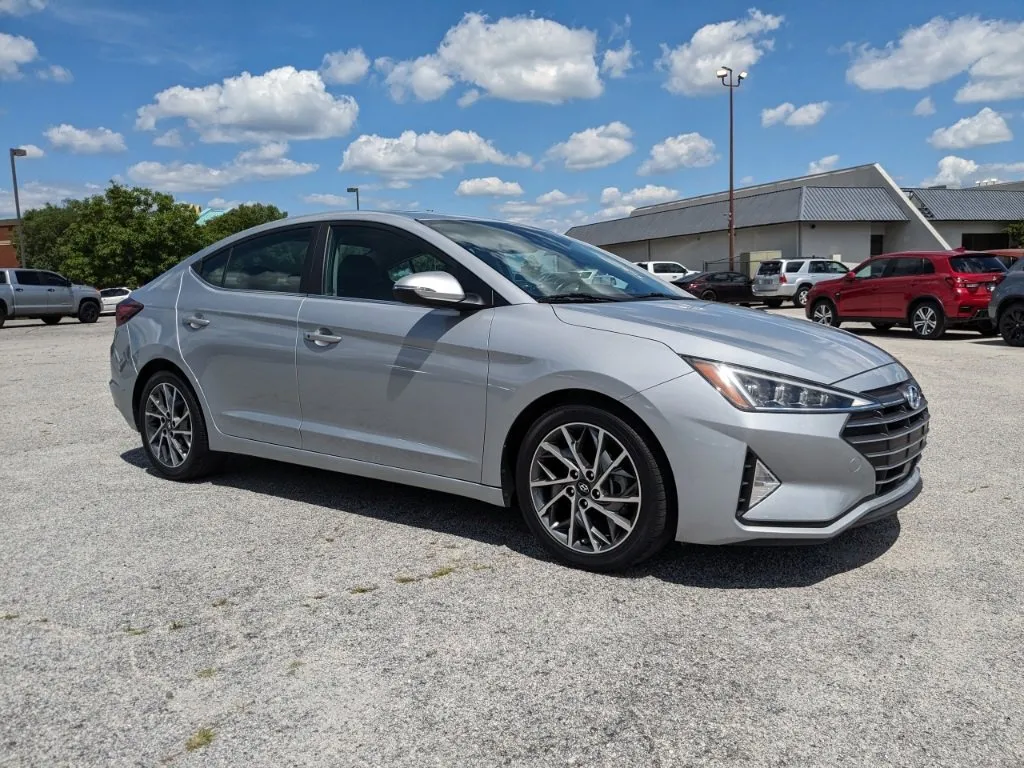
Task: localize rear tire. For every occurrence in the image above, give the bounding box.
[700,289,717,302]
[764,298,783,309]
[811,299,840,327]
[78,301,100,324]
[515,405,670,572]
[137,371,221,481]
[42,316,61,325]
[998,301,1024,347]
[909,300,945,340]
[793,285,811,308]
[871,322,894,332]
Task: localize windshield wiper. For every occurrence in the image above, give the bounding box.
[536,293,622,303]
[626,292,689,300]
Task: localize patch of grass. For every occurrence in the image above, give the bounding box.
[3,613,19,620]
[196,668,216,679]
[211,598,229,608]
[470,564,493,572]
[312,592,328,600]
[168,620,187,631]
[185,727,215,752]
[125,624,148,636]
[394,575,420,584]
[348,585,378,595]
[429,566,455,579]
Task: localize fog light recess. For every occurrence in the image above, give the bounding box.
[737,450,781,517]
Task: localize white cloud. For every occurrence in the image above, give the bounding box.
[846,16,1024,103]
[601,40,634,78]
[740,175,755,185]
[135,66,359,143]
[457,89,481,108]
[380,12,603,104]
[128,142,317,192]
[761,101,829,127]
[18,143,44,158]
[0,181,89,216]
[206,197,243,209]
[456,177,523,197]
[913,96,936,116]
[36,63,72,82]
[0,32,38,79]
[496,200,546,218]
[340,129,531,181]
[808,154,840,174]
[0,0,46,14]
[320,48,370,85]
[637,132,717,175]
[919,155,1024,187]
[546,122,634,171]
[153,129,183,148]
[600,185,679,209]
[536,189,587,205]
[657,9,783,96]
[45,124,127,154]
[927,107,1012,149]
[302,193,353,208]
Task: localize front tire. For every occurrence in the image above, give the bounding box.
[910,300,945,340]
[78,301,100,324]
[764,298,783,308]
[137,371,220,481]
[811,299,840,327]
[793,285,811,308]
[999,301,1024,347]
[515,405,670,572]
[0,304,5,328]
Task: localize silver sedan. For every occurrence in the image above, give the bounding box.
[109,212,928,571]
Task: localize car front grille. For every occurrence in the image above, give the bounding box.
[842,383,929,497]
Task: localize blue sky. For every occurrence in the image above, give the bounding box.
[2,0,1022,230]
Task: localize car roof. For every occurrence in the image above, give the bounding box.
[872,250,996,258]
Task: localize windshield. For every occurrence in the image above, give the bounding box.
[422,218,691,302]
[949,255,1007,274]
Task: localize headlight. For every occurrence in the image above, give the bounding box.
[686,359,877,412]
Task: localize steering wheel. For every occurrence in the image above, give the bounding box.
[545,275,589,294]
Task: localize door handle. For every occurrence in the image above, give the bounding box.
[47,288,56,292]
[14,288,23,292]
[183,315,210,328]
[304,328,342,346]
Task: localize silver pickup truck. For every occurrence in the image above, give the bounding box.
[0,268,102,327]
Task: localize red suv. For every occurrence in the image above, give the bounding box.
[805,251,1006,339]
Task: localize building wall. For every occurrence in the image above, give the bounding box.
[798,222,871,264]
[603,241,649,261]
[0,222,19,268]
[931,221,1009,249]
[606,223,799,273]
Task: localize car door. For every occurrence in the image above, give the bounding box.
[874,257,922,319]
[176,225,319,449]
[40,271,74,312]
[836,259,887,317]
[11,270,49,314]
[724,271,753,302]
[296,222,493,483]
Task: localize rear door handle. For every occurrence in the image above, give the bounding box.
[304,328,342,346]
[14,288,23,292]
[47,288,56,292]
[183,315,210,328]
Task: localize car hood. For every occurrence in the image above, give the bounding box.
[552,299,897,386]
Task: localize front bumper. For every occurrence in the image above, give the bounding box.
[622,364,926,545]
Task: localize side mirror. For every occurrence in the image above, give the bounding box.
[392,271,483,310]
[844,271,856,281]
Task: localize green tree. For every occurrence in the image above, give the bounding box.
[12,200,84,272]
[1007,221,1024,248]
[199,203,287,247]
[55,183,205,288]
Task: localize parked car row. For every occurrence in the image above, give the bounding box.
[0,268,102,327]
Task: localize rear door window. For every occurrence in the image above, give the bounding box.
[0,271,6,284]
[757,261,782,275]
[14,270,41,285]
[653,262,684,274]
[883,258,922,277]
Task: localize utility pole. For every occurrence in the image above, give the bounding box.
[347,186,360,210]
[9,147,28,267]
[716,67,746,272]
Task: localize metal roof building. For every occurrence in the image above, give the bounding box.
[566,164,1022,274]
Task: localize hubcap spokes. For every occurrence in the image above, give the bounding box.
[529,423,642,555]
[144,383,192,468]
[814,305,832,324]
[1005,309,1024,342]
[914,307,936,335]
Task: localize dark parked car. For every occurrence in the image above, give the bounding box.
[988,258,1024,346]
[675,271,755,304]
[806,250,1006,339]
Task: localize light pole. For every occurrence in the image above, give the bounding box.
[9,147,27,267]
[347,186,360,210]
[717,67,746,272]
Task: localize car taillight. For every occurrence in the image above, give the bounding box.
[779,273,787,284]
[946,276,982,293]
[115,298,144,326]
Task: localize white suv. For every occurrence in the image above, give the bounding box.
[752,258,851,308]
[635,261,697,283]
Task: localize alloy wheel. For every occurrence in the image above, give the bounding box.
[795,288,809,307]
[144,382,193,468]
[912,306,938,337]
[812,302,834,325]
[1002,306,1024,345]
[528,423,642,554]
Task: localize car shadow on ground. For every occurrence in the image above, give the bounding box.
[120,448,901,589]
[970,338,1013,347]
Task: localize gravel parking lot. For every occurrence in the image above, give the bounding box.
[2,309,1022,767]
